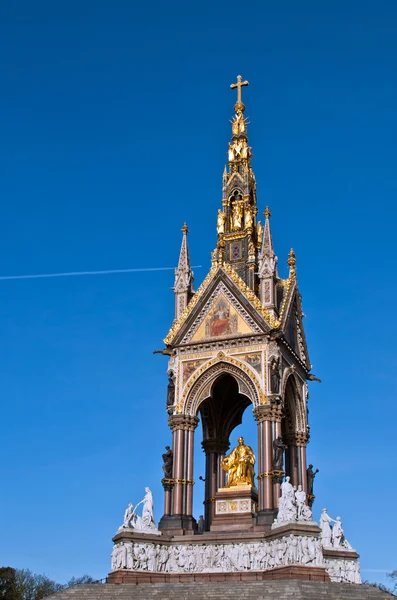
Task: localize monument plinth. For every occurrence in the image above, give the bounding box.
[211,484,257,531]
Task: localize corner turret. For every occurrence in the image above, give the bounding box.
[173,223,194,320]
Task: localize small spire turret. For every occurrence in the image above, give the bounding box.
[258,207,278,313]
[287,248,297,279]
[173,223,194,320]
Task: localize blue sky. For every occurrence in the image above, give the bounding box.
[0,0,396,588]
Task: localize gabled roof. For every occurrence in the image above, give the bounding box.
[280,281,311,369]
[164,263,297,346]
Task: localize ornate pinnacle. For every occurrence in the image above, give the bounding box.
[287,248,297,277]
[181,222,189,235]
[264,206,271,219]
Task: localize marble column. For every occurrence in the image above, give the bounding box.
[254,404,281,525]
[162,483,172,516]
[159,414,198,533]
[185,428,195,516]
[297,433,309,492]
[272,420,282,508]
[202,439,229,530]
[173,427,184,515]
[289,443,299,487]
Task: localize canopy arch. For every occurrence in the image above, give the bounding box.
[183,356,262,417]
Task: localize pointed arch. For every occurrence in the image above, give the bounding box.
[282,371,307,435]
[182,355,263,416]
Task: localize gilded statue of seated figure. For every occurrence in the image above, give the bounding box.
[221,436,256,487]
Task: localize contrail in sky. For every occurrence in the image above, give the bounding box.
[0,266,202,281]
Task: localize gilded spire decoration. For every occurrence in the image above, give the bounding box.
[287,248,297,279]
[215,75,258,289]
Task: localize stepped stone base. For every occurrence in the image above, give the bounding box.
[107,564,329,583]
[46,581,395,599]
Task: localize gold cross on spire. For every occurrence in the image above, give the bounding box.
[230,75,249,109]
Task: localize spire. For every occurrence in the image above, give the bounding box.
[173,223,194,320]
[216,75,258,289]
[258,207,278,312]
[259,206,277,270]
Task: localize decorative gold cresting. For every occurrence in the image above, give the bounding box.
[230,74,249,113]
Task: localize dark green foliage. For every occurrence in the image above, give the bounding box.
[387,571,397,595]
[0,569,98,600]
[14,570,63,600]
[0,567,18,600]
[65,576,97,588]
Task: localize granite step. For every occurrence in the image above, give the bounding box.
[45,581,395,600]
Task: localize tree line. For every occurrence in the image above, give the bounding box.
[0,568,99,600]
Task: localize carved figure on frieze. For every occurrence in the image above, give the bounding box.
[162,446,173,479]
[270,357,281,393]
[272,435,287,471]
[221,436,255,487]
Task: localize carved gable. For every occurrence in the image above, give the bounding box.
[165,266,274,347]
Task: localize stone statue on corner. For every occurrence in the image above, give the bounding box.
[122,487,161,536]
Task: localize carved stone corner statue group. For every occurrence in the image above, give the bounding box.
[120,487,160,536]
[319,508,354,550]
[272,476,313,526]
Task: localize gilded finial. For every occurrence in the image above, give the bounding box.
[264,206,271,219]
[181,223,189,235]
[230,74,249,113]
[287,248,297,277]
